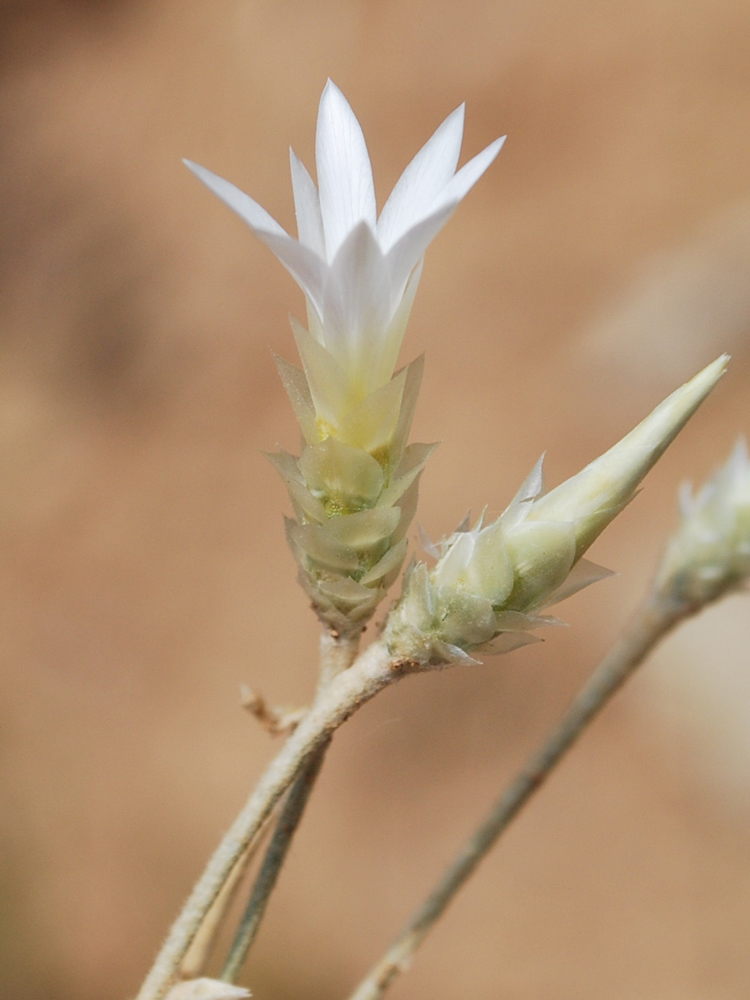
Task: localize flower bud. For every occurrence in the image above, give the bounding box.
[386,357,728,663]
[655,437,750,607]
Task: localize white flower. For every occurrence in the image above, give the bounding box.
[185,80,504,410]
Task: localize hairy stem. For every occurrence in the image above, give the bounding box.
[221,740,330,982]
[178,821,267,980]
[220,632,358,982]
[136,638,398,1000]
[347,592,688,1000]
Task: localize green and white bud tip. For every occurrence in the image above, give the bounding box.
[387,356,729,664]
[656,435,750,607]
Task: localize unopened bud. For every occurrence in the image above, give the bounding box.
[387,357,728,663]
[656,437,750,607]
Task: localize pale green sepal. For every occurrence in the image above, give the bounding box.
[478,632,543,655]
[285,480,329,524]
[299,438,384,511]
[317,577,378,605]
[431,641,483,666]
[541,557,616,607]
[291,316,353,431]
[287,520,360,572]
[337,367,406,455]
[378,442,437,507]
[492,609,560,632]
[436,589,496,646]
[504,519,577,609]
[265,449,329,523]
[432,532,475,591]
[264,448,303,485]
[464,519,514,605]
[360,537,408,587]
[273,353,319,443]
[508,454,546,508]
[295,572,367,633]
[389,354,426,470]
[368,262,423,396]
[398,561,436,632]
[391,476,423,543]
[322,506,401,550]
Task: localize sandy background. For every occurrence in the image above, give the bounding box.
[1,2,750,999]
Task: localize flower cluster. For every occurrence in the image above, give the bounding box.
[656,436,750,607]
[386,357,728,663]
[187,81,504,632]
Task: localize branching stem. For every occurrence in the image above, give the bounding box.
[221,739,330,982]
[136,638,400,1000]
[220,631,359,982]
[347,592,689,1000]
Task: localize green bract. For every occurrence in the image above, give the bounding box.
[387,357,728,663]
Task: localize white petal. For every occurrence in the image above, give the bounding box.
[385,200,457,297]
[431,136,506,212]
[366,260,423,394]
[322,221,391,378]
[290,148,325,255]
[185,158,286,236]
[383,136,504,289]
[315,80,377,261]
[185,159,327,313]
[377,104,465,253]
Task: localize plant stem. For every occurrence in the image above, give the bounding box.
[347,592,688,1000]
[220,632,358,982]
[221,740,330,982]
[136,638,399,1000]
[178,821,267,980]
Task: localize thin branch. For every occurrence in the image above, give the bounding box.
[136,638,401,1000]
[240,687,308,736]
[178,816,271,980]
[347,592,689,1000]
[220,631,359,981]
[221,739,330,982]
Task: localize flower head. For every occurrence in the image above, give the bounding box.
[387,356,729,663]
[186,83,504,634]
[656,436,750,606]
[186,80,504,449]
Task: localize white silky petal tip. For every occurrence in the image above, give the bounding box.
[529,355,730,552]
[189,83,504,450]
[165,979,251,1000]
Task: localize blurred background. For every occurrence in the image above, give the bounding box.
[1,2,750,998]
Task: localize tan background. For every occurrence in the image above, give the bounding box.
[2,2,750,998]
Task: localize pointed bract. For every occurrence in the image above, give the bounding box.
[657,435,750,606]
[386,358,727,664]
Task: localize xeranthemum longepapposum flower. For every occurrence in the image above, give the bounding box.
[386,356,728,664]
[186,80,504,451]
[656,436,750,607]
[186,82,505,633]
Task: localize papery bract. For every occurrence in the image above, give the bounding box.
[388,356,729,663]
